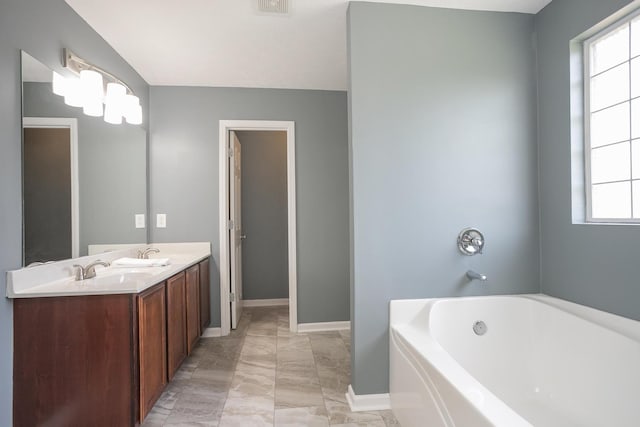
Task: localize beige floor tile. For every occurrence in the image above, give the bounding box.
[163,392,226,424]
[321,386,349,404]
[324,397,388,425]
[330,422,386,427]
[140,405,170,427]
[274,406,329,426]
[220,395,274,425]
[219,415,272,426]
[163,422,219,426]
[275,375,325,408]
[241,335,278,356]
[377,409,401,426]
[142,306,398,427]
[228,363,276,398]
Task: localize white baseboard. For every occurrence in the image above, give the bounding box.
[345,384,391,412]
[202,327,221,338]
[297,320,350,332]
[242,298,289,307]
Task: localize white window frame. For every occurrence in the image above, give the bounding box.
[584,8,640,223]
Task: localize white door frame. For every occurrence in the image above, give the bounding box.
[23,117,80,259]
[218,120,297,336]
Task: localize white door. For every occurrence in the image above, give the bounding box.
[229,131,244,329]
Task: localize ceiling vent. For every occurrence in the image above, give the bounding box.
[257,0,289,15]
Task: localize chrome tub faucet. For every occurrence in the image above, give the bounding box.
[466,270,487,282]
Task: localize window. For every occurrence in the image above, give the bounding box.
[584,11,640,222]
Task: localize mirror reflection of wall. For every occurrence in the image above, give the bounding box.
[21,51,148,266]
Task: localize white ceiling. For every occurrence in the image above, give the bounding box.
[65,0,553,91]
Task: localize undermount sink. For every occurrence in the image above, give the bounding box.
[95,272,153,284]
[72,272,152,288]
[96,266,170,277]
[72,266,171,288]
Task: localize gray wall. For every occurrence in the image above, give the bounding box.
[536,0,640,320]
[348,2,539,394]
[23,82,147,256]
[236,131,288,300]
[149,87,349,326]
[0,0,148,426]
[0,0,149,424]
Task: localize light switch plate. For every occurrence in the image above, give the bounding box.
[135,214,145,229]
[157,214,167,228]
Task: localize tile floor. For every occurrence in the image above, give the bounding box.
[142,306,399,426]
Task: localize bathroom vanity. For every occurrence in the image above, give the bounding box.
[8,243,211,427]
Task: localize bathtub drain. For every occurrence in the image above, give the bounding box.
[473,321,487,336]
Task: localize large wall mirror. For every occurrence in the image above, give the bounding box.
[21,51,148,266]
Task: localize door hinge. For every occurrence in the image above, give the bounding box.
[229,292,235,302]
[227,147,234,157]
[227,219,234,230]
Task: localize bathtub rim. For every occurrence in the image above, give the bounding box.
[390,293,640,343]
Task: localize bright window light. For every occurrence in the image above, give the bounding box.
[585,11,640,222]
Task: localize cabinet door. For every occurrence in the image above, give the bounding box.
[166,272,187,380]
[199,259,210,332]
[138,283,167,422]
[186,264,200,354]
[14,294,136,427]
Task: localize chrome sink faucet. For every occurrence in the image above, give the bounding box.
[73,260,110,280]
[137,247,160,259]
[466,270,487,282]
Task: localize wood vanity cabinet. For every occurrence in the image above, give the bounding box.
[199,259,210,332]
[166,271,187,381]
[12,259,212,427]
[138,283,167,422]
[13,294,137,427]
[186,264,200,353]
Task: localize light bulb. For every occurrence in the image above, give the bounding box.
[124,94,142,125]
[80,70,104,117]
[126,103,143,125]
[104,83,126,125]
[52,71,67,96]
[63,77,83,108]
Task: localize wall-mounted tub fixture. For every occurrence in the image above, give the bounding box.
[51,49,142,125]
[457,227,484,255]
[466,270,487,282]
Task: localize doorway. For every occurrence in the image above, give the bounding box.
[218,120,297,336]
[22,117,79,265]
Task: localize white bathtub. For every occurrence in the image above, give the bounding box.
[389,294,640,427]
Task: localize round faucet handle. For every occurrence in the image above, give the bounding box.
[457,228,485,256]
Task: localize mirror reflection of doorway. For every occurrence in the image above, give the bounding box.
[23,118,78,265]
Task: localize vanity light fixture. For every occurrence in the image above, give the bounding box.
[52,48,142,125]
[103,82,126,125]
[52,71,67,96]
[63,76,83,108]
[80,69,104,117]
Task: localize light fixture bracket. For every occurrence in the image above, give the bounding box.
[63,48,134,95]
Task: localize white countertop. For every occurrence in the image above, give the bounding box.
[6,242,211,298]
